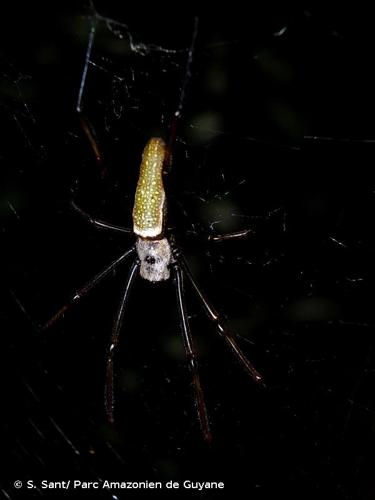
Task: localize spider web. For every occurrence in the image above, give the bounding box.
[1,3,375,499]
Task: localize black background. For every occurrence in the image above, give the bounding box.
[1,2,375,499]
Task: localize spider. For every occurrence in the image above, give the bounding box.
[43,14,264,442]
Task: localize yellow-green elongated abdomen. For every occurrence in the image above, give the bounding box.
[133,137,166,238]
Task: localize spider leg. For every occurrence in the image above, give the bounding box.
[105,260,139,423]
[76,14,97,116]
[164,17,199,169]
[76,15,107,176]
[43,247,135,330]
[173,262,212,443]
[71,201,132,234]
[78,116,106,175]
[206,228,254,242]
[186,228,254,243]
[175,251,264,386]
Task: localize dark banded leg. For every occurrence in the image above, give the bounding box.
[207,228,254,242]
[43,247,135,330]
[71,201,132,234]
[76,15,107,176]
[78,115,103,167]
[173,262,212,442]
[164,17,199,170]
[186,228,254,243]
[105,260,139,423]
[176,251,264,386]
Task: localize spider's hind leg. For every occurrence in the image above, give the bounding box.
[76,14,107,176]
[206,228,254,242]
[172,261,212,443]
[70,200,132,234]
[175,250,264,387]
[185,227,255,243]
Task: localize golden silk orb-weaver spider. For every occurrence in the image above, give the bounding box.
[43,15,264,443]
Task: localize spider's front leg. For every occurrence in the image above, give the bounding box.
[43,247,136,330]
[105,260,139,423]
[173,261,212,443]
[174,249,264,387]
